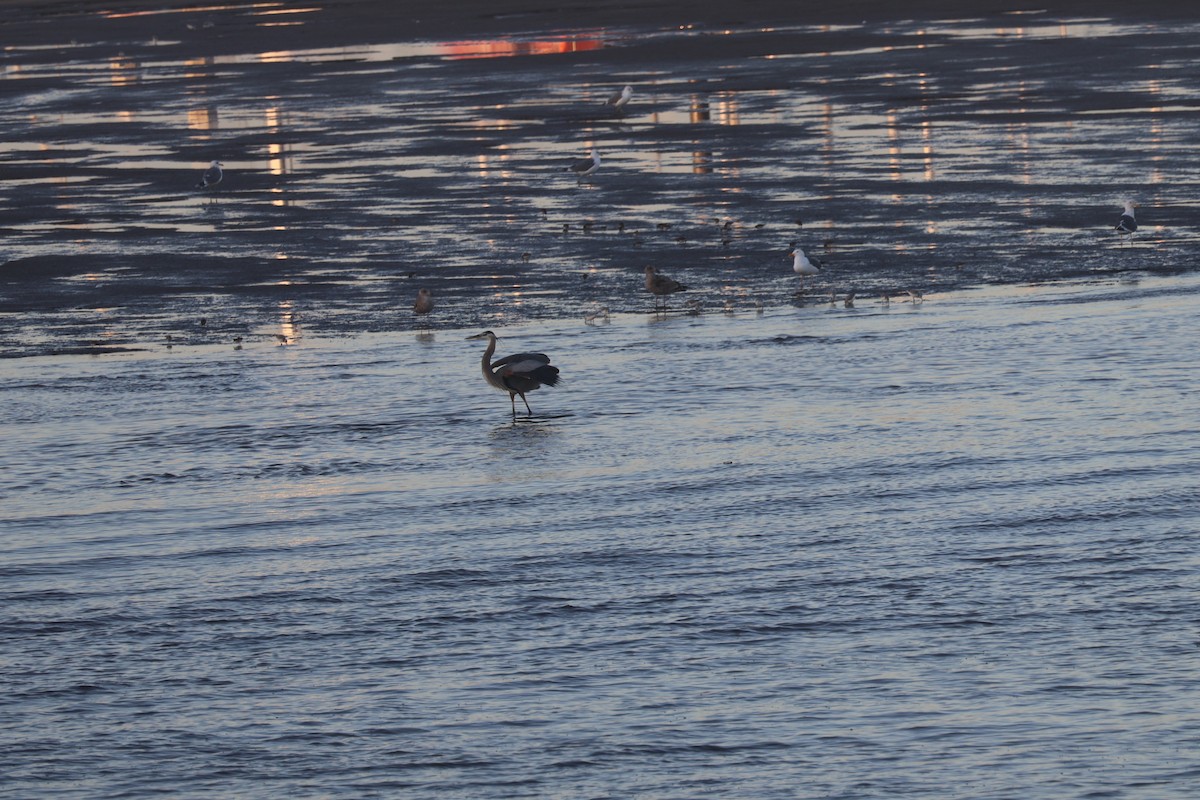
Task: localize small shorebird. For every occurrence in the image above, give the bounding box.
[790,248,822,291]
[466,331,561,417]
[567,148,601,181]
[644,266,687,310]
[1115,200,1138,245]
[413,288,434,315]
[584,306,610,325]
[605,85,633,112]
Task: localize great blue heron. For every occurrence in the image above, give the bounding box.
[644,266,687,310]
[413,288,434,315]
[568,148,601,181]
[467,331,561,416]
[790,248,822,291]
[1115,200,1138,245]
[195,160,223,203]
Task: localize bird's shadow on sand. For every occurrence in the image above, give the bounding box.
[513,412,573,424]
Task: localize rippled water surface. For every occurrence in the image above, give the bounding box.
[4,274,1199,798]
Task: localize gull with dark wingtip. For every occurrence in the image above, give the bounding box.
[1115,200,1138,245]
[605,85,633,113]
[567,147,601,181]
[467,331,561,417]
[195,160,223,203]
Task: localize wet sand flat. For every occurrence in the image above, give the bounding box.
[1,0,1198,355]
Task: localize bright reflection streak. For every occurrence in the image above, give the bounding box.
[1147,79,1164,185]
[268,143,288,175]
[265,102,292,205]
[711,93,740,125]
[887,112,901,182]
[188,108,217,133]
[109,58,138,87]
[255,6,319,15]
[921,120,934,181]
[440,38,603,60]
[102,3,283,19]
[184,56,213,82]
[278,300,298,344]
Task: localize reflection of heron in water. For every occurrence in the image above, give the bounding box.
[467,331,561,416]
[413,288,434,314]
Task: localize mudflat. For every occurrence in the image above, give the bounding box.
[1,0,1197,355]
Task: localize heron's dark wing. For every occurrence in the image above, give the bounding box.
[491,352,551,370]
[493,351,560,392]
[501,364,560,391]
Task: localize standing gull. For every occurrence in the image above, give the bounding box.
[567,148,601,181]
[195,160,223,202]
[413,288,434,315]
[644,266,687,310]
[466,331,561,417]
[791,248,822,291]
[605,85,633,113]
[1115,200,1138,245]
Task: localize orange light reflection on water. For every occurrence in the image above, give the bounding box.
[440,38,603,60]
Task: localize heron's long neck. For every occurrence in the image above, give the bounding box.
[479,336,509,392]
[480,336,496,374]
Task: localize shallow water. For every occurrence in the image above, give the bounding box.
[3,7,1200,356]
[3,274,1199,798]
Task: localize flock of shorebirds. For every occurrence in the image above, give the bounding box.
[455,194,1138,418]
[394,84,927,330]
[191,88,1142,417]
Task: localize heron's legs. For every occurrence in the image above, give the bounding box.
[507,393,533,416]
